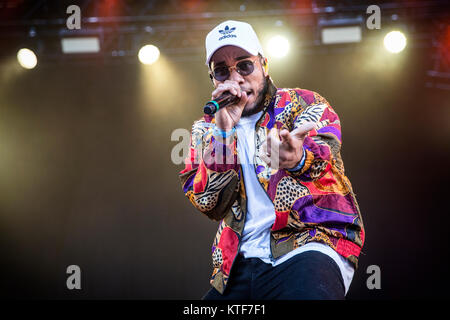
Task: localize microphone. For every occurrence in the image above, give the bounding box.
[203,92,240,115]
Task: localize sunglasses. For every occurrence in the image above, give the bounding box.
[210,58,259,81]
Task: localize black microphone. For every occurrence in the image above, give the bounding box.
[203,92,240,115]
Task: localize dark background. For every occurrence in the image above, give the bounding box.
[0,0,449,299]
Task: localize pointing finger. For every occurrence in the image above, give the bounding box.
[291,122,316,140]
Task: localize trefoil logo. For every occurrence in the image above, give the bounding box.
[218,25,237,41]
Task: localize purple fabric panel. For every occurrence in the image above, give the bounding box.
[256,165,265,174]
[292,195,355,236]
[183,173,195,193]
[274,106,284,117]
[267,169,287,200]
[314,193,358,215]
[317,125,341,143]
[303,136,331,160]
[266,106,275,129]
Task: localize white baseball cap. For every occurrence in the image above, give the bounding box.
[205,20,264,66]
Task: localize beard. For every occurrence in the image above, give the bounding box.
[241,75,269,117]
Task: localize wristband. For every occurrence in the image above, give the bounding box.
[287,147,306,172]
[212,125,236,139]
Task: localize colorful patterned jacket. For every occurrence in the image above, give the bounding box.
[179,78,365,294]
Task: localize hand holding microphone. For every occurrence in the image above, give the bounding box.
[204,80,249,131]
[203,93,240,115]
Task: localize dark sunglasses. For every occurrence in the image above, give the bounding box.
[210,58,259,81]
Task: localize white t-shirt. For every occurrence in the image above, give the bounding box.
[235,111,354,294]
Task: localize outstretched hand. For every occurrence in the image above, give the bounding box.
[260,122,316,169]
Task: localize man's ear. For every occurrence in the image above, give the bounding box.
[262,57,269,75]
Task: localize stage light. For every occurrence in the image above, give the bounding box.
[384,31,407,53]
[267,35,290,58]
[138,45,160,65]
[17,48,37,69]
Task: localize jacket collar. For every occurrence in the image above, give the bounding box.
[255,76,277,127]
[262,76,278,111]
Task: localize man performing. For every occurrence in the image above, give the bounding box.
[179,20,365,300]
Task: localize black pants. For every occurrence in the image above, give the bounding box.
[202,250,345,300]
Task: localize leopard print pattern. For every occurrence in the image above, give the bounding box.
[275,102,294,128]
[309,160,328,180]
[212,247,223,268]
[273,176,310,212]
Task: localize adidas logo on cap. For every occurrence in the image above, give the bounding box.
[218,25,237,41]
[205,20,264,66]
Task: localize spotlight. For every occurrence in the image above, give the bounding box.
[17,48,37,69]
[267,35,290,58]
[138,44,160,65]
[384,31,407,53]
